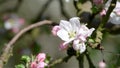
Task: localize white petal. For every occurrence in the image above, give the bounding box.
[60,20,72,32]
[4,21,12,30]
[69,17,80,32]
[57,29,69,41]
[63,38,75,45]
[79,43,86,53]
[79,35,86,42]
[87,28,95,37]
[73,39,80,50]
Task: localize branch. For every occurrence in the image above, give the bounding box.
[90,0,117,48]
[59,0,70,19]
[0,20,53,67]
[32,0,53,23]
[76,54,84,68]
[48,56,71,67]
[98,0,117,29]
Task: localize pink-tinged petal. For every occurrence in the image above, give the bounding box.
[100,9,107,16]
[59,20,72,32]
[30,62,37,68]
[36,53,46,62]
[59,42,68,50]
[57,29,69,41]
[60,37,75,50]
[115,10,120,16]
[37,62,45,68]
[73,39,80,50]
[51,26,61,36]
[99,61,106,68]
[87,28,95,37]
[78,35,86,42]
[79,43,86,53]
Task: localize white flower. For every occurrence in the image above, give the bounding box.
[57,17,81,45]
[105,0,120,24]
[4,18,25,33]
[53,17,95,53]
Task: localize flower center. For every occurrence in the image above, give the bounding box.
[68,31,76,38]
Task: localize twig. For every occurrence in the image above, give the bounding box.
[90,0,117,48]
[48,56,72,67]
[0,20,53,68]
[32,0,53,23]
[14,0,23,12]
[76,54,84,68]
[98,0,117,29]
[59,0,70,19]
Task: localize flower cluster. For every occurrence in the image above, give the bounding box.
[31,53,47,68]
[52,17,95,53]
[100,0,120,24]
[4,14,25,33]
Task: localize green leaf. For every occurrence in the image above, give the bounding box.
[21,55,31,63]
[15,64,25,68]
[91,5,99,14]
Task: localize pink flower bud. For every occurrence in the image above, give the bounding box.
[36,53,46,62]
[99,61,106,68]
[100,9,107,16]
[51,26,61,36]
[31,62,37,68]
[37,62,47,68]
[59,42,68,50]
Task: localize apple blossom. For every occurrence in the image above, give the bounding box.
[31,62,37,68]
[101,0,120,24]
[4,14,25,33]
[30,53,47,68]
[36,53,46,62]
[56,17,81,47]
[52,17,95,53]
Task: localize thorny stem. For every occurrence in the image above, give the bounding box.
[0,20,53,68]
